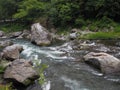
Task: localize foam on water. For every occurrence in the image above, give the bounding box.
[61,76,89,90]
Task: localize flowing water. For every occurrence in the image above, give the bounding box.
[12,39,120,90]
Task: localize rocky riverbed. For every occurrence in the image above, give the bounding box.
[0,23,120,90]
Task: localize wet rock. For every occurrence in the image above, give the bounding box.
[31,23,52,46]
[1,44,23,60]
[84,52,120,75]
[4,59,39,86]
[18,30,31,39]
[0,40,13,48]
[0,31,5,37]
[69,29,78,40]
[52,33,68,42]
[96,46,110,52]
[8,31,22,38]
[26,81,42,90]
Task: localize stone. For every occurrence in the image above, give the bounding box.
[18,30,31,39]
[1,44,23,60]
[4,59,39,85]
[69,29,78,40]
[8,31,22,38]
[0,31,5,37]
[0,40,13,48]
[84,52,120,75]
[31,23,52,46]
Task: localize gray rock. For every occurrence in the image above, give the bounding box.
[4,59,39,85]
[18,30,31,39]
[0,31,5,37]
[8,31,22,38]
[31,23,52,46]
[84,52,120,75]
[69,32,77,40]
[1,44,23,60]
[26,81,42,90]
[0,40,13,48]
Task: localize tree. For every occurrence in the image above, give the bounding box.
[13,0,45,23]
[0,0,18,20]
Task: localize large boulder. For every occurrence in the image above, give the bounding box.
[84,52,120,75]
[31,23,52,46]
[4,59,39,85]
[1,44,23,60]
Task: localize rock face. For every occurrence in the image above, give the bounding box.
[84,52,120,75]
[31,23,52,46]
[4,59,39,85]
[1,44,23,60]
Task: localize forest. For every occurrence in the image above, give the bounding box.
[0,0,120,38]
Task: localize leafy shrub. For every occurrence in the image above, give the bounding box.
[0,23,27,33]
[114,25,120,32]
[33,59,48,85]
[75,18,86,27]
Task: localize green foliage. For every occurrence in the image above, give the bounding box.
[38,64,48,85]
[0,0,120,30]
[33,59,48,85]
[79,17,117,31]
[0,65,6,73]
[0,23,27,33]
[75,18,86,27]
[114,24,120,32]
[0,0,18,20]
[13,0,45,22]
[0,83,12,90]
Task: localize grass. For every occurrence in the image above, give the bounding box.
[0,65,6,74]
[0,83,12,90]
[82,32,120,39]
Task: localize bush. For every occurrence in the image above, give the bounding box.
[75,18,86,27]
[114,25,120,32]
[0,23,28,33]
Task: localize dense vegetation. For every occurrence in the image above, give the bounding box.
[0,0,120,37]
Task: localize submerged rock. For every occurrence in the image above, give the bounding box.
[84,52,120,75]
[31,23,52,46]
[1,44,23,60]
[4,59,39,86]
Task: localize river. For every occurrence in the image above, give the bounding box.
[12,39,120,90]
